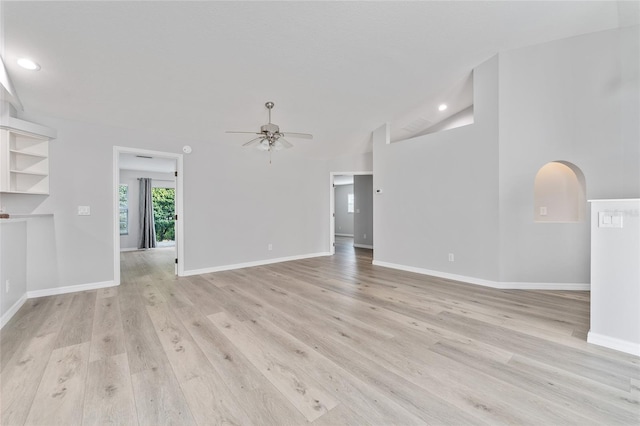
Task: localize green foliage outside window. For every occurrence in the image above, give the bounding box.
[119,184,128,235]
[152,187,175,241]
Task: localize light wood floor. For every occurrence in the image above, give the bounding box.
[2,236,639,425]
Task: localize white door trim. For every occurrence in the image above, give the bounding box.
[113,146,185,284]
[329,171,372,255]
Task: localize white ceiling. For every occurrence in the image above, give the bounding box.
[2,2,635,159]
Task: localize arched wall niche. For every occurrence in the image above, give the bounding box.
[534,161,586,223]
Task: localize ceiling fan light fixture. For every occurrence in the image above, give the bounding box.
[227,101,313,161]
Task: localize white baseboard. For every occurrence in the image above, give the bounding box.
[335,233,354,237]
[497,281,590,290]
[2,280,118,329]
[27,280,117,298]
[354,244,374,249]
[1,293,28,329]
[371,260,590,291]
[183,252,332,276]
[587,331,640,357]
[120,247,140,252]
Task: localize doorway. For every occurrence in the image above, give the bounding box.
[329,172,373,255]
[113,147,184,285]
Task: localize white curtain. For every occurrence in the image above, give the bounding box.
[138,178,156,249]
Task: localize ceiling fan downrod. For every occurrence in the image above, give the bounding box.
[265,101,274,124]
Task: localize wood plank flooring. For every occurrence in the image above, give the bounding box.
[1,236,639,425]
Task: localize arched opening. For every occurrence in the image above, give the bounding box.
[534,161,586,223]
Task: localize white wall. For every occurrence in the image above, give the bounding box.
[0,219,26,325]
[373,55,500,282]
[3,27,635,294]
[184,143,328,273]
[414,106,474,138]
[24,215,58,292]
[353,175,373,247]
[328,152,373,172]
[498,26,640,284]
[0,214,62,325]
[373,26,638,289]
[119,169,175,250]
[1,117,116,288]
[588,199,640,356]
[0,112,336,289]
[334,184,353,236]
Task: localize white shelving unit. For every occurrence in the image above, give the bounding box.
[1,119,55,195]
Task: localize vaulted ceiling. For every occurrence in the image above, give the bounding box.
[2,1,635,159]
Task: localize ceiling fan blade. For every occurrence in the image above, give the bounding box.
[279,138,293,149]
[282,132,313,139]
[242,137,263,147]
[226,131,262,135]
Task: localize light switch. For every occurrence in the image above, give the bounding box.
[539,206,548,216]
[78,206,91,216]
[599,212,623,228]
[599,212,612,227]
[612,215,623,228]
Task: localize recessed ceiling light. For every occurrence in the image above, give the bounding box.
[17,58,40,71]
[438,104,448,111]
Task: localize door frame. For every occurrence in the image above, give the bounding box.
[329,171,373,255]
[113,146,185,284]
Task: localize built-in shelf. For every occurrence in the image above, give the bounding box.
[1,127,51,195]
[5,213,54,218]
[2,191,50,196]
[10,170,49,177]
[9,149,48,159]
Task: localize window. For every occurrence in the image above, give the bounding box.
[347,193,354,213]
[119,184,128,235]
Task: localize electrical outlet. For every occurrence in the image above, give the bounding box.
[363,234,367,239]
[5,280,9,293]
[268,243,273,251]
[78,206,91,216]
[448,253,454,262]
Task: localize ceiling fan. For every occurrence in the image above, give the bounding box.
[226,101,313,162]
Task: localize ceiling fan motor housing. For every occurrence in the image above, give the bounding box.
[261,123,280,135]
